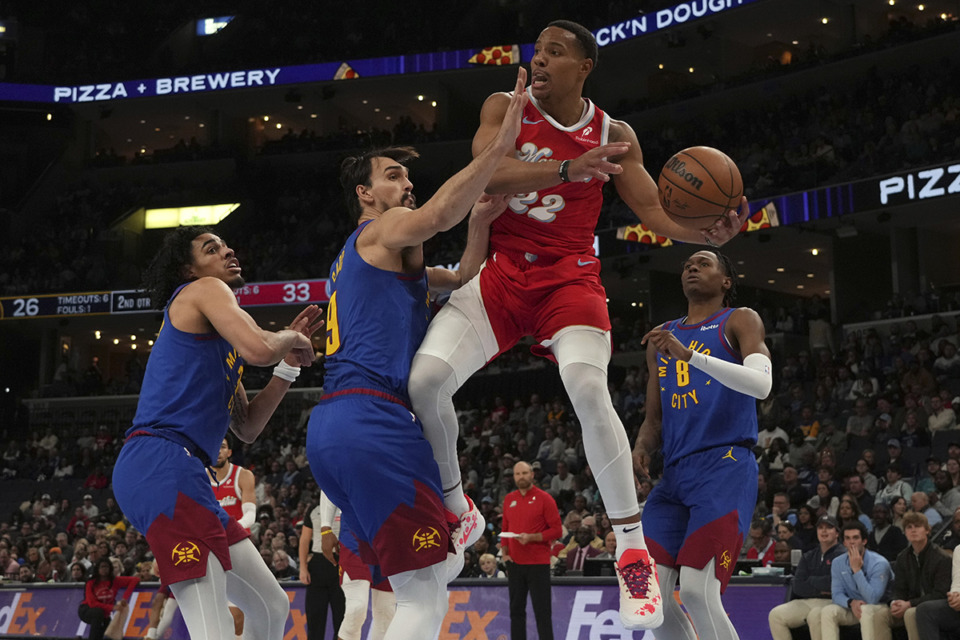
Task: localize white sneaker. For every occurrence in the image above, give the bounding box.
[615,548,664,629]
[453,496,484,552]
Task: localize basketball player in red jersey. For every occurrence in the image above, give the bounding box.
[409,20,750,631]
[208,437,255,640]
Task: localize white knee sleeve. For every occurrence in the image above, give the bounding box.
[678,561,740,640]
[385,562,449,640]
[410,299,491,512]
[170,555,235,640]
[409,353,466,498]
[555,330,637,519]
[657,565,697,640]
[156,598,179,636]
[340,577,371,640]
[224,538,290,640]
[370,589,397,640]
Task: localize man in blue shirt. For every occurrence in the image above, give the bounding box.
[820,520,894,640]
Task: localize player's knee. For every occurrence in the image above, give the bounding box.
[265,587,290,621]
[342,594,368,631]
[430,586,449,621]
[408,354,452,405]
[677,581,717,616]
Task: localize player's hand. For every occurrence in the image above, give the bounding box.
[568,142,631,183]
[491,67,530,154]
[850,599,864,619]
[947,591,960,610]
[702,196,749,246]
[517,533,535,545]
[641,328,692,362]
[286,334,316,367]
[321,529,339,566]
[632,432,656,479]
[284,305,324,367]
[299,565,311,585]
[471,193,510,226]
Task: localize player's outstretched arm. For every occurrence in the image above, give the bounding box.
[231,305,323,442]
[372,68,528,251]
[609,120,749,245]
[426,193,508,292]
[633,333,663,479]
[473,92,629,194]
[189,278,316,366]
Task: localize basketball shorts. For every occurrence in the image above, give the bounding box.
[306,390,451,577]
[451,250,611,361]
[642,444,758,592]
[338,515,393,592]
[113,434,249,585]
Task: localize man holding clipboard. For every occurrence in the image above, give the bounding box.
[501,461,564,640]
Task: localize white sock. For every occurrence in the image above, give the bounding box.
[443,483,469,518]
[612,521,648,562]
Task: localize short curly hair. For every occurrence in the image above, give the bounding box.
[141,226,214,309]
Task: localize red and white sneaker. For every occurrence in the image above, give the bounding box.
[615,548,664,630]
[453,496,484,552]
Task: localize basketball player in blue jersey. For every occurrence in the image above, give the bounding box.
[633,249,772,640]
[305,67,528,640]
[112,226,323,640]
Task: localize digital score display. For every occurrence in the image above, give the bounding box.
[0,280,331,320]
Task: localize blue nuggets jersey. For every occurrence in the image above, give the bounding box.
[658,308,758,465]
[127,283,244,465]
[323,221,431,401]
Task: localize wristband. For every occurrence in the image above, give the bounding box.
[273,361,301,382]
[558,159,572,183]
[321,529,334,536]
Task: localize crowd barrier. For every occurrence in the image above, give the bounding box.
[0,576,786,639]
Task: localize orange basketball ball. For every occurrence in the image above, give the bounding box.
[657,146,743,230]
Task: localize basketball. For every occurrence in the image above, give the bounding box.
[657,146,743,230]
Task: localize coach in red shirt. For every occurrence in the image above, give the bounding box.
[502,461,564,640]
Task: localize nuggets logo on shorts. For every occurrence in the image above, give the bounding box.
[719,549,732,570]
[412,527,442,552]
[171,541,201,566]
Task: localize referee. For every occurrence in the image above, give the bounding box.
[299,499,346,640]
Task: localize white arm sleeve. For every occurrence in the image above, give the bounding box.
[319,491,338,529]
[687,351,772,399]
[238,501,257,529]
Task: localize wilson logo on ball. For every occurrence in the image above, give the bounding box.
[664,157,704,190]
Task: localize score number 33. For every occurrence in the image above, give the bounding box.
[508,192,565,222]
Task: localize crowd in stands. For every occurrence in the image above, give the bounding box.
[6,1,713,86]
[2,20,958,303]
[5,293,960,587]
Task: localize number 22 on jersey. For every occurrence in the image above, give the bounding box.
[508,191,566,223]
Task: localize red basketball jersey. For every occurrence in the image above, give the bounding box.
[490,88,610,261]
[211,462,245,526]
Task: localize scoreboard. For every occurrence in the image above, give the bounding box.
[0,279,331,320]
